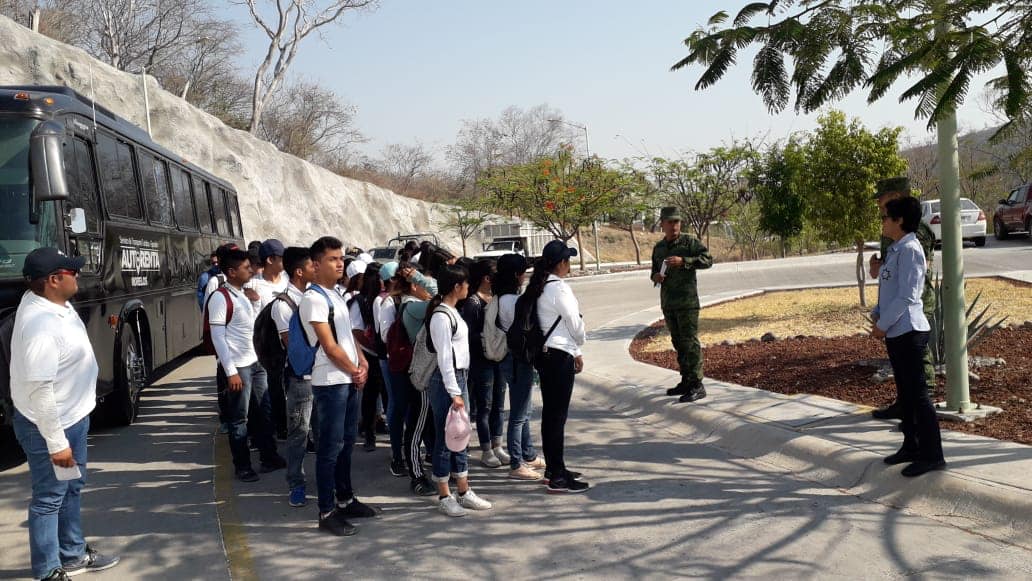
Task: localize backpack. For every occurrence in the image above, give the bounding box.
[481,296,508,362]
[253,291,297,371]
[348,294,383,357]
[202,287,234,356]
[409,307,457,392]
[0,309,15,426]
[285,285,336,377]
[508,283,560,365]
[386,301,414,374]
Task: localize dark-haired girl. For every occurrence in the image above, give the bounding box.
[349,263,386,453]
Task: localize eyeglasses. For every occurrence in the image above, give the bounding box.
[50,269,79,278]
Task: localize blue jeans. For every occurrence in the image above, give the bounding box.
[501,353,538,469]
[428,368,469,482]
[13,412,89,580]
[284,373,313,489]
[225,362,278,470]
[470,359,506,447]
[312,383,360,514]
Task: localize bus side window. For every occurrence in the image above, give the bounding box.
[97,133,143,220]
[140,152,173,225]
[171,166,197,230]
[211,186,229,235]
[63,137,103,272]
[192,175,213,233]
[227,192,242,237]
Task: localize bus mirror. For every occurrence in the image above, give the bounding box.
[30,121,69,202]
[68,208,87,235]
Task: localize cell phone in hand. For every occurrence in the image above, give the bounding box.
[53,463,81,481]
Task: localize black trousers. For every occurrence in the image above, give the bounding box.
[886,331,944,462]
[537,348,576,476]
[359,353,386,437]
[216,364,228,424]
[266,359,288,437]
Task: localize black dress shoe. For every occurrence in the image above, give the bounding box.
[679,386,707,403]
[901,460,947,477]
[872,402,903,420]
[884,450,918,465]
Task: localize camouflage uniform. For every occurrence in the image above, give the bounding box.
[651,234,714,387]
[879,220,937,395]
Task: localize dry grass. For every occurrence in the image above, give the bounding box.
[579,226,756,264]
[642,277,1032,352]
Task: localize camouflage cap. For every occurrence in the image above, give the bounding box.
[659,206,682,222]
[874,176,912,198]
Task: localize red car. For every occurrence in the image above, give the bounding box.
[994,184,1032,240]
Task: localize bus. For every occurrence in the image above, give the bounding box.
[0,85,244,454]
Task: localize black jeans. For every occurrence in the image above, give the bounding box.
[359,353,386,437]
[225,362,278,470]
[537,348,576,476]
[266,359,288,437]
[886,331,944,462]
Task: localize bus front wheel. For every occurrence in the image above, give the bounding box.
[108,320,147,426]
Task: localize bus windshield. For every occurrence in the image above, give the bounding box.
[0,116,59,278]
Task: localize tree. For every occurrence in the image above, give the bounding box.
[366,142,435,197]
[750,140,806,257]
[441,199,490,257]
[609,163,658,265]
[797,111,907,306]
[238,0,376,134]
[257,79,366,164]
[725,197,767,260]
[672,1,1032,412]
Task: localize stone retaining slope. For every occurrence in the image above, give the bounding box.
[0,15,462,250]
[580,287,1032,550]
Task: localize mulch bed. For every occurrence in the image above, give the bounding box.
[631,323,1032,445]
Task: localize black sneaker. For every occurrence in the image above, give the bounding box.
[259,455,287,473]
[363,434,376,452]
[542,468,582,485]
[63,544,120,576]
[318,510,357,536]
[547,477,591,494]
[336,496,382,518]
[678,386,707,403]
[41,568,69,580]
[389,459,407,478]
[411,477,437,497]
[883,449,918,465]
[901,460,947,477]
[235,468,259,482]
[872,402,903,420]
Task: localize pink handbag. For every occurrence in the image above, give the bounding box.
[445,406,472,452]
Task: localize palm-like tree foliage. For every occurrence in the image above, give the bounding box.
[672,1,1032,131]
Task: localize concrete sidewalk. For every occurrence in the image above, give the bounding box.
[580,287,1032,551]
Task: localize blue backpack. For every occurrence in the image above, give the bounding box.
[286,285,337,376]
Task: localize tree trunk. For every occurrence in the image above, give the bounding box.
[628,224,641,265]
[461,237,467,257]
[780,236,787,258]
[855,239,867,307]
[575,229,585,270]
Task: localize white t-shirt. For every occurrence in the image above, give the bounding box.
[272,283,306,335]
[429,303,469,397]
[10,291,98,453]
[203,273,226,308]
[207,285,258,376]
[245,271,289,311]
[300,284,360,386]
[376,295,397,344]
[497,294,519,332]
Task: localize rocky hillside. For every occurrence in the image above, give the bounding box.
[0,15,464,251]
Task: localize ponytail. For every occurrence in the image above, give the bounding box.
[525,258,555,299]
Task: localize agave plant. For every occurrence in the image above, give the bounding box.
[928,274,1008,368]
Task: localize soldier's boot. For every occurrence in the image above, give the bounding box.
[678,381,707,403]
[666,381,692,396]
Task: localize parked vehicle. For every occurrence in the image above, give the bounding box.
[1,85,244,456]
[920,198,986,247]
[994,184,1032,240]
[475,223,553,260]
[366,233,442,263]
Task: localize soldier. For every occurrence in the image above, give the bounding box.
[651,207,714,403]
[869,177,937,420]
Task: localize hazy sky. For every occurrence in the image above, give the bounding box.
[225,1,1001,163]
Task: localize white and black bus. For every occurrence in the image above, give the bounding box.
[0,85,244,455]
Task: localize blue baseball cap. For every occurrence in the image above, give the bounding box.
[380,261,399,281]
[259,239,285,261]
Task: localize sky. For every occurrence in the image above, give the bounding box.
[222,1,1002,164]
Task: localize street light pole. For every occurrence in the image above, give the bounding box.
[548,119,601,269]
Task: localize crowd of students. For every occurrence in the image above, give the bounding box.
[201,235,589,535]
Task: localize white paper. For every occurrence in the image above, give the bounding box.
[659,262,668,277]
[53,464,81,481]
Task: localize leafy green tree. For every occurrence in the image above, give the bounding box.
[441,198,491,257]
[798,111,907,306]
[608,163,658,265]
[750,140,806,257]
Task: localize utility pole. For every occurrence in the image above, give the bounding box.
[548,118,601,269]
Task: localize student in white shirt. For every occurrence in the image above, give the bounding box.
[246,239,290,440]
[426,265,493,517]
[208,249,284,482]
[10,248,120,580]
[274,247,316,508]
[348,262,387,453]
[300,237,379,537]
[530,240,589,494]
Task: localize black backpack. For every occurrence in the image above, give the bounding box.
[507,283,561,365]
[253,292,296,371]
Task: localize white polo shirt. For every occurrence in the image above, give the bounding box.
[10,291,98,453]
[299,284,360,386]
[207,284,257,376]
[246,270,289,311]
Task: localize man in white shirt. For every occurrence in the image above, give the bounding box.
[246,239,289,439]
[300,236,379,536]
[208,248,285,482]
[10,248,120,580]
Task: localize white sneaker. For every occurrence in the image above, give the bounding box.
[481,449,502,468]
[458,488,492,510]
[492,446,511,464]
[438,494,467,517]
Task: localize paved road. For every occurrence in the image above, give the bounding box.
[1,240,1030,580]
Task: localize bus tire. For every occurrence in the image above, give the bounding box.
[108,318,147,426]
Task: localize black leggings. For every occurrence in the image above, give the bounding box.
[537,348,576,476]
[360,353,386,437]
